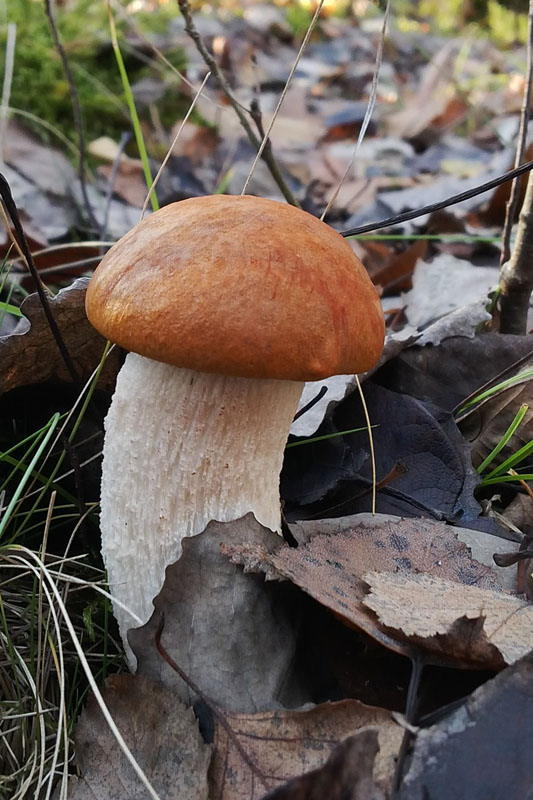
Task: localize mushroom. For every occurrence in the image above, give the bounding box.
[85,195,384,659]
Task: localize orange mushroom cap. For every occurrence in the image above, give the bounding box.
[86,195,384,381]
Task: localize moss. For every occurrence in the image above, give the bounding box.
[3,0,186,148]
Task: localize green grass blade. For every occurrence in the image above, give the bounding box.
[484,438,533,480]
[0,413,60,540]
[457,369,533,415]
[108,6,159,212]
[480,472,533,487]
[285,425,374,448]
[476,403,529,475]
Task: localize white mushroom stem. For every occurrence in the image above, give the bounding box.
[100,352,304,657]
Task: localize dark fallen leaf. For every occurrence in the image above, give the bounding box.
[374,332,533,415]
[261,729,385,800]
[396,650,533,799]
[210,700,400,800]
[0,278,121,396]
[130,515,306,713]
[282,382,482,525]
[458,356,533,470]
[223,515,507,669]
[59,674,210,800]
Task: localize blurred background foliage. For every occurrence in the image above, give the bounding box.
[0,0,529,151]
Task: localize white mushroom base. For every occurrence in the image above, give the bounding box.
[100,352,304,660]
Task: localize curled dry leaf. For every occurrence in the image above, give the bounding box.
[209,699,401,800]
[0,278,121,396]
[223,515,505,669]
[61,674,210,800]
[363,571,533,668]
[283,382,483,524]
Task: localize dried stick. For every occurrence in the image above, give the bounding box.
[44,0,98,232]
[341,158,533,237]
[177,0,299,208]
[0,172,80,386]
[500,3,533,266]
[499,0,533,333]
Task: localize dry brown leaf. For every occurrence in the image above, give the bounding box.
[0,278,121,396]
[62,674,210,800]
[223,516,503,668]
[130,516,304,712]
[370,239,428,295]
[210,699,401,799]
[363,571,533,667]
[261,729,385,800]
[98,160,147,208]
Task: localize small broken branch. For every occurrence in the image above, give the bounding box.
[44,0,98,232]
[0,172,81,387]
[342,159,533,237]
[499,171,533,333]
[177,0,299,208]
[500,0,533,265]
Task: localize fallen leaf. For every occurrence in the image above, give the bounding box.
[458,355,533,470]
[283,382,483,524]
[98,160,148,208]
[130,515,305,712]
[261,729,385,800]
[223,515,504,668]
[61,674,210,800]
[210,700,400,799]
[370,238,428,295]
[364,571,533,667]
[0,278,121,396]
[374,333,533,414]
[403,254,497,329]
[396,651,533,799]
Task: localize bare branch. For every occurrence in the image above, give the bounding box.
[177,0,299,207]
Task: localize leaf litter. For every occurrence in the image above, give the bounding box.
[4,2,533,798]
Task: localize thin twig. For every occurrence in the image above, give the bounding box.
[177,0,299,207]
[498,0,533,334]
[500,2,533,266]
[341,158,533,237]
[241,0,325,196]
[43,0,98,232]
[0,173,80,386]
[0,23,16,163]
[140,71,212,220]
[321,0,390,221]
[154,614,271,793]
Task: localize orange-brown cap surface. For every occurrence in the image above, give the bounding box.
[85,195,384,381]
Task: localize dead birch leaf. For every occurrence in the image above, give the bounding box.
[223,516,502,668]
[0,278,121,396]
[363,571,533,667]
[210,699,401,799]
[62,674,210,800]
